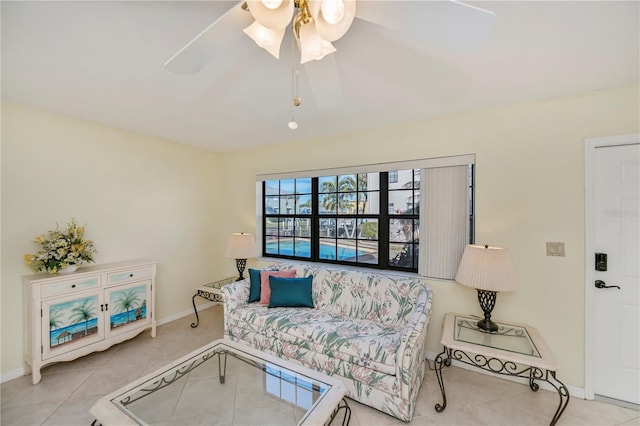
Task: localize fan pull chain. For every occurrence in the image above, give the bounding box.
[288,22,300,130]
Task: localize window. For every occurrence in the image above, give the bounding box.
[264,178,312,258]
[388,169,420,269]
[258,155,474,278]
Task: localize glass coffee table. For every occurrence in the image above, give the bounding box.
[90,339,350,425]
[434,313,569,426]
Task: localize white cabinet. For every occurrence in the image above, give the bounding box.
[23,259,156,384]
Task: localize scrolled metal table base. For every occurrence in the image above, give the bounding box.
[190,290,223,328]
[434,348,451,413]
[433,348,570,426]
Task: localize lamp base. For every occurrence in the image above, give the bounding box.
[235,258,247,281]
[476,318,499,332]
[476,289,499,333]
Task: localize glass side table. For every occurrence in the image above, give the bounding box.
[190,276,236,328]
[435,313,570,425]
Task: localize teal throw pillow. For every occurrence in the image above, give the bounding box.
[248,268,268,303]
[268,276,314,308]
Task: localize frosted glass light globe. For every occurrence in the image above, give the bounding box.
[261,0,283,10]
[288,120,298,130]
[320,0,345,24]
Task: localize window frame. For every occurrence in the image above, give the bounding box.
[257,155,475,276]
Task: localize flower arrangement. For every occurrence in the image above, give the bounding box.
[24,218,97,274]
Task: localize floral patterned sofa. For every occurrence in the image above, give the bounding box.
[222,262,433,421]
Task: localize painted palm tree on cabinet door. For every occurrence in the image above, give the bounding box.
[49,308,63,330]
[70,299,96,337]
[113,289,143,325]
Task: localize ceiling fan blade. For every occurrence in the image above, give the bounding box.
[302,54,343,111]
[164,1,252,74]
[355,0,496,52]
[339,19,472,108]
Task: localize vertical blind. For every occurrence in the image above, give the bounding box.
[419,165,471,279]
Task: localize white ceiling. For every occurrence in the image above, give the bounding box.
[2,1,638,152]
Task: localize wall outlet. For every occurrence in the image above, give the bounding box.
[546,242,566,257]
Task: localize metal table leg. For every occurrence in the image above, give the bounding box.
[191,290,223,328]
[190,293,200,328]
[547,371,570,426]
[217,350,227,384]
[327,398,351,426]
[434,348,451,413]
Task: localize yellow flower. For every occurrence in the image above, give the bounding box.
[24,219,97,273]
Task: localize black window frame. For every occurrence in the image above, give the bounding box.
[262,167,474,273]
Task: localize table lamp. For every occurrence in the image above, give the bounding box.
[225,233,257,281]
[455,244,517,332]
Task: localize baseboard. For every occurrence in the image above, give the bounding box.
[425,350,585,399]
[0,368,25,384]
[156,301,218,326]
[0,302,219,384]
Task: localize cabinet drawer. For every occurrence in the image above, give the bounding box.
[42,276,101,298]
[107,267,152,285]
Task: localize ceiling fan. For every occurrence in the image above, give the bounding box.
[164,0,495,114]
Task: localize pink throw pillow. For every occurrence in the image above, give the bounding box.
[260,270,296,305]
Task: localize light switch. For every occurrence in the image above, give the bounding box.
[546,242,565,257]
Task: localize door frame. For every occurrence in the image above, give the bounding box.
[584,133,639,400]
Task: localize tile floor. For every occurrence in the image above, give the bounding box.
[1,305,638,426]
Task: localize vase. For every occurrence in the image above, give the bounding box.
[58,264,79,274]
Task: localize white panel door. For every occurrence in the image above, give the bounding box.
[592,140,640,404]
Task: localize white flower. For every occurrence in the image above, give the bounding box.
[24,218,97,274]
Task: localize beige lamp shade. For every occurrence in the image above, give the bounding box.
[455,245,518,292]
[225,233,258,259]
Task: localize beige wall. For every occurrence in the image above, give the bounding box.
[220,86,640,389]
[2,86,638,388]
[1,103,226,376]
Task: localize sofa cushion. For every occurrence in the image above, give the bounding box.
[225,332,401,397]
[226,305,402,375]
[259,270,296,304]
[313,268,423,327]
[268,276,314,308]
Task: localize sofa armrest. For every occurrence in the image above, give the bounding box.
[396,284,433,401]
[221,279,250,310]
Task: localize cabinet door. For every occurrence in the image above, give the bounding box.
[42,290,105,360]
[105,280,152,338]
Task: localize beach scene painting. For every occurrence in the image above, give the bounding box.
[109,284,148,330]
[48,284,149,350]
[49,295,99,349]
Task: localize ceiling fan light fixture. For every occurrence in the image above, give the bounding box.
[246,0,294,30]
[243,21,286,58]
[296,23,336,64]
[261,0,283,10]
[320,0,345,24]
[308,0,356,42]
